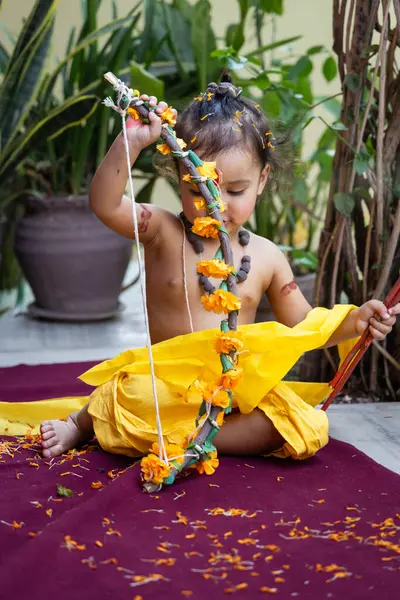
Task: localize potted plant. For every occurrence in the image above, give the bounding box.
[10,0,154,321]
[0,0,99,299]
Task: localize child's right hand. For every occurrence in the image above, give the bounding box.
[125,94,177,150]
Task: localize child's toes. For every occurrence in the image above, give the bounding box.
[43,443,63,458]
[41,430,56,443]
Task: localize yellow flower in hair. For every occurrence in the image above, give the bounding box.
[160,106,177,126]
[201,289,242,313]
[196,451,219,475]
[192,217,221,239]
[220,368,243,390]
[214,331,244,354]
[197,161,218,180]
[140,454,171,485]
[151,442,185,466]
[183,174,193,183]
[127,107,140,120]
[197,259,234,279]
[194,197,206,210]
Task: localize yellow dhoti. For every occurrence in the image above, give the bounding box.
[0,305,357,461]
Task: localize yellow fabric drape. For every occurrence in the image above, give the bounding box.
[0,305,358,459]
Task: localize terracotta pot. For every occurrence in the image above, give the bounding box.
[14,195,132,321]
[255,272,316,323]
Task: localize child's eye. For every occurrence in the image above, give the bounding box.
[228,190,246,196]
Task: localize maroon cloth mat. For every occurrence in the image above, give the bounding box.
[0,362,399,600]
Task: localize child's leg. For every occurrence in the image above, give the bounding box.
[215,408,284,456]
[40,403,94,458]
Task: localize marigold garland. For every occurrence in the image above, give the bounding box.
[104,74,247,491]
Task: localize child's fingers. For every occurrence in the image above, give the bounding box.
[369,317,392,336]
[148,96,158,107]
[389,302,400,316]
[370,300,391,320]
[140,94,149,101]
[155,101,168,114]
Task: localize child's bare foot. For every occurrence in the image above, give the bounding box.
[40,414,89,458]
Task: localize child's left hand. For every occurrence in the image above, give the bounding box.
[355,299,400,339]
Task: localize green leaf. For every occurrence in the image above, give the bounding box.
[191,0,217,91]
[331,121,348,131]
[344,72,361,92]
[307,45,325,55]
[354,148,372,175]
[203,439,216,454]
[288,56,313,80]
[246,35,302,58]
[294,179,308,204]
[322,56,337,82]
[0,94,98,184]
[334,192,355,217]
[0,0,58,151]
[302,116,315,130]
[57,484,74,497]
[226,23,245,52]
[39,9,142,103]
[258,0,283,15]
[130,61,164,99]
[261,90,281,119]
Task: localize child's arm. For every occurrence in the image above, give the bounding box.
[266,245,399,346]
[266,245,313,327]
[89,96,175,244]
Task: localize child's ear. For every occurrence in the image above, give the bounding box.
[257,164,270,195]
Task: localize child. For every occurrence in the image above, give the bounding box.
[40,77,399,461]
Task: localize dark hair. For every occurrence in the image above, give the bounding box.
[154,73,285,190]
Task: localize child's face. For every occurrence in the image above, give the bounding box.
[179,147,269,233]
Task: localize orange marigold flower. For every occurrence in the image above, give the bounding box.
[141,454,171,485]
[214,331,244,354]
[201,289,241,314]
[157,138,186,155]
[197,161,218,180]
[196,451,219,475]
[160,106,177,126]
[220,368,243,389]
[192,217,221,239]
[197,259,234,279]
[127,107,140,120]
[182,174,193,183]
[151,442,185,466]
[193,380,230,408]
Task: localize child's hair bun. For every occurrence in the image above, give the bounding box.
[205,76,243,99]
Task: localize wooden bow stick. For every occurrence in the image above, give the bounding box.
[321,276,400,411]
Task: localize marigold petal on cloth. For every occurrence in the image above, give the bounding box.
[0,306,357,462]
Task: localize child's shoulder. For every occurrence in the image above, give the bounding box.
[248,230,283,257]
